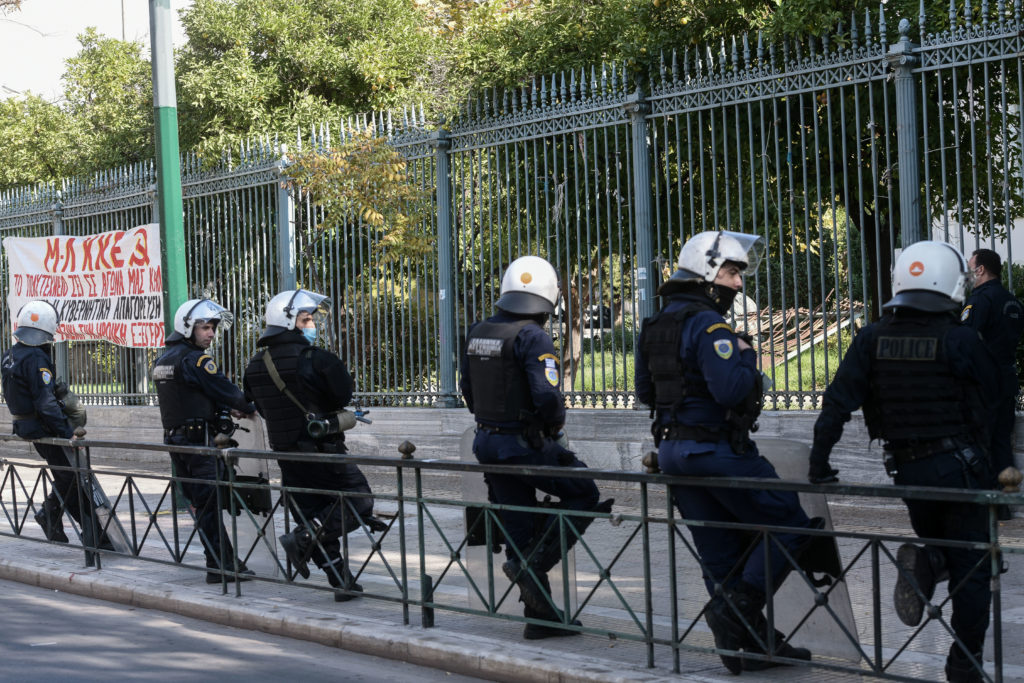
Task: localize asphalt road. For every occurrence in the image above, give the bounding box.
[0,578,484,682]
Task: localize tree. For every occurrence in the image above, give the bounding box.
[0,95,80,187]
[174,0,443,156]
[62,28,153,170]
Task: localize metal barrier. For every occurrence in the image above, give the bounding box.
[0,432,1020,681]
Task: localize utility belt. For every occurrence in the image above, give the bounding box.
[476,422,524,436]
[165,417,210,445]
[10,413,36,421]
[654,421,728,445]
[883,436,971,463]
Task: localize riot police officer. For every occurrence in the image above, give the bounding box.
[2,300,110,548]
[152,298,255,584]
[243,289,380,602]
[635,231,816,674]
[809,241,998,683]
[961,248,1023,520]
[460,255,613,640]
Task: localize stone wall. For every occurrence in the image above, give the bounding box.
[1,406,1019,488]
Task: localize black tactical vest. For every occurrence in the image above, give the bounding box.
[244,343,312,450]
[639,303,714,414]
[152,344,215,430]
[863,315,975,443]
[465,319,535,424]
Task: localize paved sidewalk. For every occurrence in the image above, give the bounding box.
[1,460,1023,682]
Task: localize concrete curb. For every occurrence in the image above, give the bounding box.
[0,554,674,683]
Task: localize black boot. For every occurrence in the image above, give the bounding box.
[279,526,315,579]
[502,561,554,614]
[206,563,255,584]
[522,602,582,640]
[741,628,812,670]
[893,543,942,626]
[704,594,745,675]
[530,499,615,574]
[945,645,984,683]
[323,558,363,602]
[34,498,68,543]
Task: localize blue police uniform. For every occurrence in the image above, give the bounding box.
[636,293,813,595]
[960,278,1023,477]
[460,312,600,563]
[153,339,254,579]
[810,307,999,671]
[2,342,83,541]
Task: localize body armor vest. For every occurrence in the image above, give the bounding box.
[863,316,975,443]
[465,319,535,424]
[152,345,215,430]
[245,342,312,450]
[639,303,714,414]
[1,345,39,417]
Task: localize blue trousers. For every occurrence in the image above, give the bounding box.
[894,448,992,656]
[658,439,812,595]
[473,431,599,567]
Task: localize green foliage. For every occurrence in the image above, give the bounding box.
[572,347,635,393]
[175,0,442,155]
[772,328,853,393]
[0,95,79,187]
[282,128,434,266]
[62,28,153,169]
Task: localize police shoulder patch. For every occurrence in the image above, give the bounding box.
[544,367,560,386]
[197,355,218,374]
[39,368,52,384]
[713,339,734,360]
[960,304,972,322]
[705,322,733,334]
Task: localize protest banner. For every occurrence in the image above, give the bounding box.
[4,224,164,347]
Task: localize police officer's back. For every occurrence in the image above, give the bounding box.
[243,289,376,601]
[152,298,255,583]
[809,241,998,683]
[2,301,84,544]
[461,255,611,640]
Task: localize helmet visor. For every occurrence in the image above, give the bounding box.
[185,300,233,331]
[286,290,332,320]
[719,231,766,272]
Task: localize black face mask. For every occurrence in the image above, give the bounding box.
[711,284,740,314]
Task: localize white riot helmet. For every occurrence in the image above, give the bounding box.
[495,256,560,315]
[883,240,968,313]
[262,289,332,337]
[659,230,765,295]
[166,298,233,343]
[13,300,60,346]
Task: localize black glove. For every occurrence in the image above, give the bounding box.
[366,516,389,533]
[808,460,839,484]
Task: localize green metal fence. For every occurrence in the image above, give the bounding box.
[1,1,1022,407]
[0,433,1018,681]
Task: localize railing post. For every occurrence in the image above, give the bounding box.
[50,197,69,382]
[431,125,458,408]
[624,88,656,322]
[276,145,297,291]
[886,19,922,247]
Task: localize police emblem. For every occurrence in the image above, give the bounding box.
[713,339,734,360]
[40,369,52,384]
[540,354,560,386]
[198,355,218,374]
[960,305,972,322]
